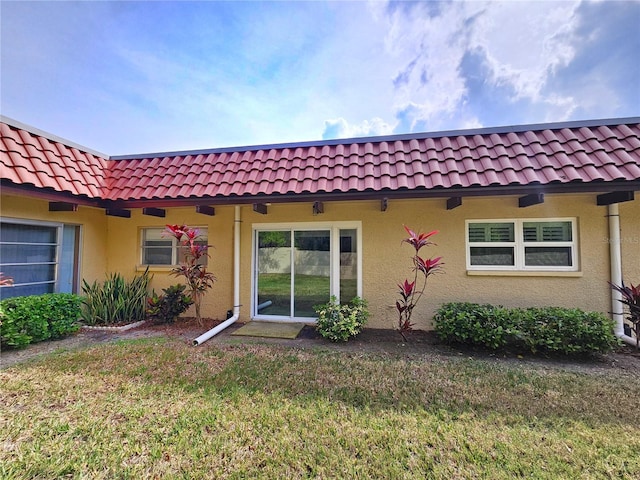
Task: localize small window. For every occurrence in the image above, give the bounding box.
[141,228,208,266]
[467,219,577,271]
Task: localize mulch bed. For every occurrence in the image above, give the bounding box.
[3,316,638,373]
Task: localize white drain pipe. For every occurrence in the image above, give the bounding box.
[193,205,242,346]
[608,203,636,347]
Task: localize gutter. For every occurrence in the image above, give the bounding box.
[193,205,242,346]
[608,203,637,347]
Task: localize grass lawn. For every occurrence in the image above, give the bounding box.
[257,273,357,316]
[1,338,639,479]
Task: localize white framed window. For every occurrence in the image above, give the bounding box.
[140,227,208,266]
[466,218,578,271]
[0,219,62,299]
[252,221,362,321]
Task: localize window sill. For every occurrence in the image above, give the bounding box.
[137,265,175,273]
[467,270,583,277]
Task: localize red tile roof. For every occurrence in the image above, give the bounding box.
[105,119,640,203]
[1,119,108,199]
[2,116,639,205]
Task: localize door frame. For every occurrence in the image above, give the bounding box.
[251,221,362,322]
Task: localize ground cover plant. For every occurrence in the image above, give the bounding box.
[2,339,639,479]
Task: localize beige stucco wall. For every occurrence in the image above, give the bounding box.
[1,193,109,288]
[3,192,637,330]
[619,200,640,284]
[238,194,639,330]
[105,207,235,320]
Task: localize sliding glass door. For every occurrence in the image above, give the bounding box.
[254,223,361,321]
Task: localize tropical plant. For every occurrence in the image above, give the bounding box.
[610,281,640,349]
[163,224,216,325]
[314,296,369,342]
[146,284,193,324]
[395,226,443,340]
[81,269,151,326]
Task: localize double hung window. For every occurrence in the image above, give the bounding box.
[467,219,577,271]
[141,228,208,266]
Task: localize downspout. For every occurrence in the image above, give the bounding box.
[193,205,242,346]
[608,203,636,347]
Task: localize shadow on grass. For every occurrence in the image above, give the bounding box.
[26,336,639,429]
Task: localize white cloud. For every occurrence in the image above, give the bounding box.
[381,2,484,129]
[468,1,581,102]
[322,117,395,140]
[370,0,587,131]
[2,0,636,154]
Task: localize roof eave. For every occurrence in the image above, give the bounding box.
[1,180,106,208]
[102,180,640,209]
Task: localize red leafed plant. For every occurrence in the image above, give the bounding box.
[396,226,443,340]
[0,273,14,287]
[610,280,640,349]
[164,224,216,326]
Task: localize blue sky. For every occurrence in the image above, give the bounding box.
[2,0,639,155]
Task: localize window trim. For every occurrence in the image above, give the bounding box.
[251,221,362,322]
[466,218,578,272]
[140,227,208,267]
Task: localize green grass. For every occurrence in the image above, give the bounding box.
[257,274,357,316]
[2,338,639,479]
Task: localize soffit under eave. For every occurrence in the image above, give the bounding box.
[101,181,640,210]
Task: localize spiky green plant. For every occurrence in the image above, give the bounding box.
[81,268,151,326]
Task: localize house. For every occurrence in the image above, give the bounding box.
[1,115,639,344]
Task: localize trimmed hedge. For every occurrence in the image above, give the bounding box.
[0,293,82,349]
[434,302,619,355]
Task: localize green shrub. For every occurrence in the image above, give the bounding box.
[517,307,618,354]
[146,284,193,324]
[314,296,369,342]
[434,302,618,355]
[0,293,82,349]
[433,302,517,350]
[0,300,31,348]
[81,269,151,326]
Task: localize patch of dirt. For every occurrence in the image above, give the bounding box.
[2,318,639,377]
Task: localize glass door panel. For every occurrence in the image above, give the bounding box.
[59,225,80,293]
[256,231,292,316]
[255,224,360,320]
[339,229,358,302]
[293,230,330,317]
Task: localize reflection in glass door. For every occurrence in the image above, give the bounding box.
[339,229,357,302]
[256,229,331,319]
[293,230,330,317]
[255,224,360,321]
[256,231,292,316]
